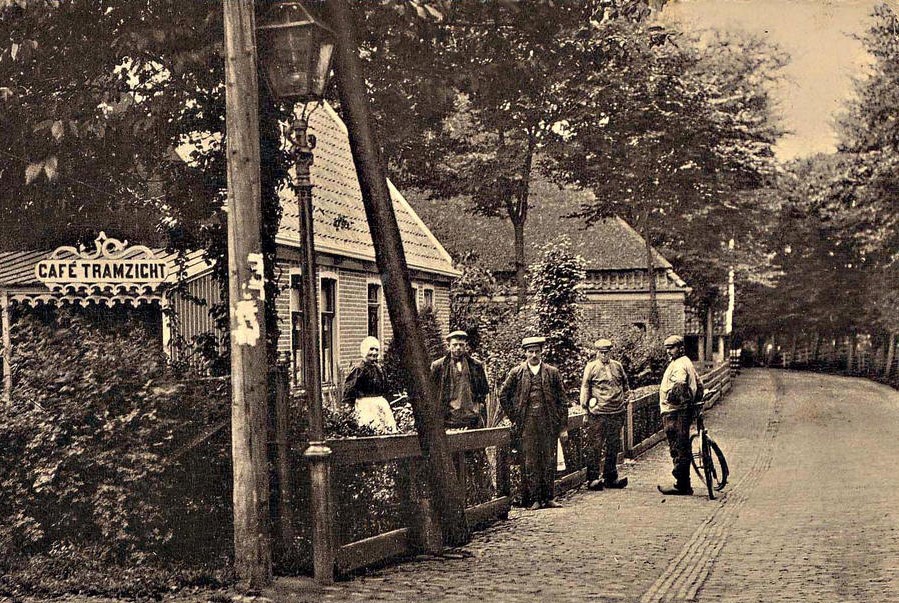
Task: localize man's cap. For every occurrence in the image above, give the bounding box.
[446,330,469,341]
[664,335,684,347]
[594,338,613,351]
[521,336,546,349]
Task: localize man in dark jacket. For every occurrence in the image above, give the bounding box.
[430,330,490,429]
[500,336,569,510]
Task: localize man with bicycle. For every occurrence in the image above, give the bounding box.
[658,335,703,496]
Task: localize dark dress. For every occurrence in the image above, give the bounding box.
[342,360,387,406]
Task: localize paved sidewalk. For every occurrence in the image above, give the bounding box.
[267,369,899,602]
[34,370,897,602]
[271,370,772,602]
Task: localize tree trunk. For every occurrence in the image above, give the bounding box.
[704,304,714,366]
[638,214,660,330]
[510,145,533,310]
[222,0,271,587]
[847,332,857,374]
[811,332,821,364]
[788,334,798,369]
[885,332,896,379]
[327,0,469,548]
[513,216,527,310]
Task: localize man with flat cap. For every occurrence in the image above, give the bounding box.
[500,336,569,510]
[580,338,631,491]
[431,330,490,429]
[658,334,703,495]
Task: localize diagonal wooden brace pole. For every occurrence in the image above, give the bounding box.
[325,0,470,548]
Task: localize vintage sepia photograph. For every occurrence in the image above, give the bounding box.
[1,0,897,601]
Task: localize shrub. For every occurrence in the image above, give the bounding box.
[449,253,515,354]
[381,306,447,399]
[530,239,587,390]
[0,305,231,578]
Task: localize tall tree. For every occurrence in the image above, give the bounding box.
[359,0,662,307]
[548,29,785,327]
[832,3,899,339]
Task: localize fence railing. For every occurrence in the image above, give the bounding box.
[303,362,732,581]
[314,425,511,577]
[554,362,733,491]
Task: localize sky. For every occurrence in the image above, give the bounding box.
[663,0,886,161]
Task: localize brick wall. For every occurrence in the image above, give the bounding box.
[580,294,685,339]
[270,261,451,379]
[172,255,452,383]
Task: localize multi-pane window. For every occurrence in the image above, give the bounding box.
[289,273,304,387]
[320,278,337,384]
[367,283,381,338]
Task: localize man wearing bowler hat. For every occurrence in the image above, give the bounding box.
[431,330,490,429]
[580,338,631,491]
[500,336,569,510]
[658,334,703,495]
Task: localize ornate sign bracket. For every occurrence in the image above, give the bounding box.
[27,232,170,307]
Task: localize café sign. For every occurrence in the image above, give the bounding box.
[35,232,168,294]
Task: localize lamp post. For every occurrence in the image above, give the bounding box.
[256,1,336,584]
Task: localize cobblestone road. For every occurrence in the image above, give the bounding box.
[268,369,899,603]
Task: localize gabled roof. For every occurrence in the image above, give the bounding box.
[276,103,459,278]
[406,179,678,273]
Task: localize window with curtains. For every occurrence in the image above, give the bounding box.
[367,283,381,338]
[320,277,337,384]
[289,272,304,387]
[423,287,434,311]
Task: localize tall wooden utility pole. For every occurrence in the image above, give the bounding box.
[223,0,271,587]
[326,0,470,548]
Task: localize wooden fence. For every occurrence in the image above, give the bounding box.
[754,332,899,389]
[304,362,732,581]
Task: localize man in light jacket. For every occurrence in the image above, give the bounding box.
[658,335,702,496]
[580,338,630,491]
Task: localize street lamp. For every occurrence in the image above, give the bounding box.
[256,2,335,102]
[256,0,336,584]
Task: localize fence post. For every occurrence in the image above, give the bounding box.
[625,397,635,457]
[306,444,335,584]
[496,441,511,519]
[453,451,467,505]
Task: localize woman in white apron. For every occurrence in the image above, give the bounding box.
[341,336,398,434]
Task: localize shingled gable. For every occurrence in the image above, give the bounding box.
[276,103,459,278]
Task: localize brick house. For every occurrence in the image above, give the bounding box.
[408,182,690,339]
[0,103,459,397]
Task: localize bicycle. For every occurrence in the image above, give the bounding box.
[690,392,729,500]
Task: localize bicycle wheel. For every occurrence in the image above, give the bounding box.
[689,433,705,482]
[700,435,716,500]
[689,432,716,500]
[706,438,729,491]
